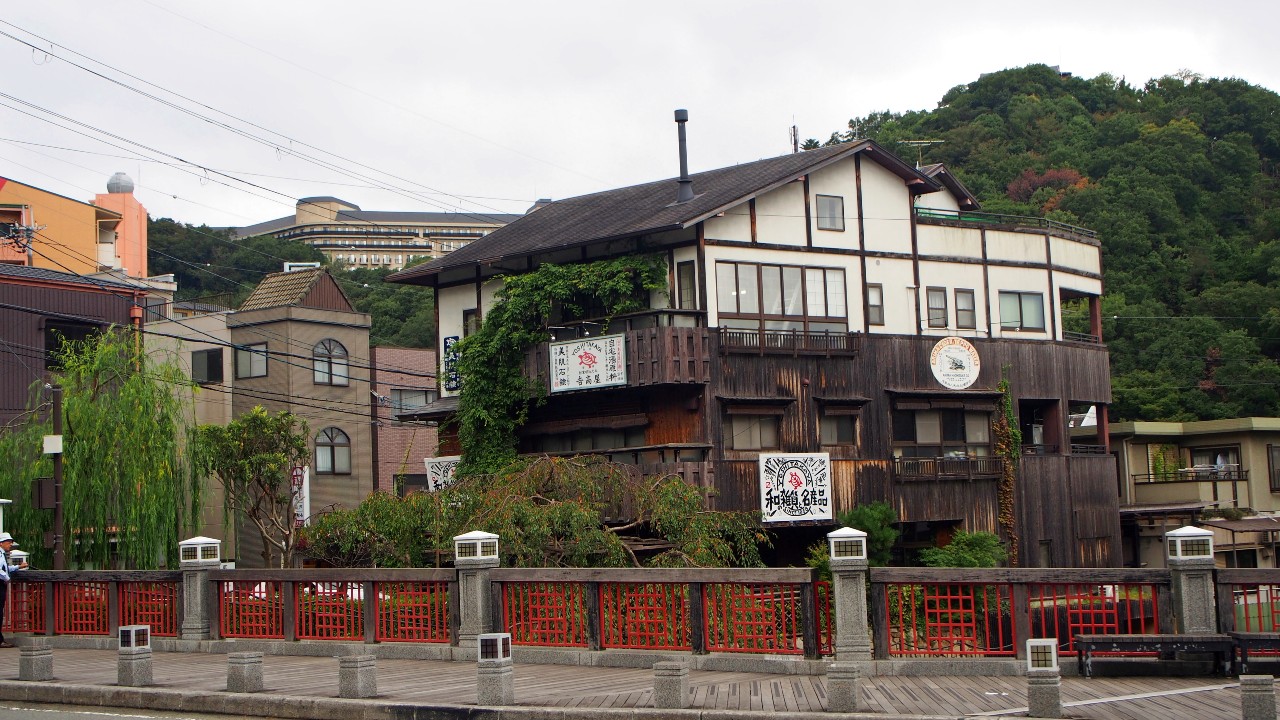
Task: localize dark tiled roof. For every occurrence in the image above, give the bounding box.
[919,163,980,210]
[388,140,937,285]
[238,267,326,311]
[0,263,142,291]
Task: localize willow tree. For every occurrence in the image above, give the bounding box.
[194,407,309,568]
[0,329,203,569]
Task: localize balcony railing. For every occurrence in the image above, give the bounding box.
[1134,468,1248,484]
[1069,444,1109,456]
[915,208,1097,239]
[893,456,1003,481]
[1063,330,1102,344]
[525,323,712,389]
[716,328,861,356]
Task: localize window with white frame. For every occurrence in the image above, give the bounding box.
[867,284,884,326]
[956,289,977,329]
[999,291,1046,331]
[816,195,845,231]
[315,427,352,475]
[235,342,268,379]
[716,261,847,333]
[313,339,350,386]
[927,287,948,328]
[389,388,438,412]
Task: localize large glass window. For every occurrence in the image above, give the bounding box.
[389,388,438,412]
[235,342,268,379]
[192,348,223,385]
[867,284,884,326]
[313,339,350,386]
[725,414,779,450]
[816,195,845,231]
[892,409,991,458]
[999,291,1046,331]
[927,287,948,328]
[955,289,977,329]
[716,262,847,333]
[316,427,352,475]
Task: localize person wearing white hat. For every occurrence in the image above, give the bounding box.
[0,533,27,648]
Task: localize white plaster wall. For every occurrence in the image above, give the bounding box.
[809,160,858,251]
[437,283,476,397]
[986,230,1047,264]
[1055,276,1103,298]
[862,256,918,335]
[703,203,752,242]
[917,224,983,260]
[917,261,988,337]
[479,277,502,314]
[915,188,961,212]
[860,161,913,254]
[754,182,807,246]
[1050,236,1102,275]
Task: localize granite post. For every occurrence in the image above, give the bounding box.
[476,658,514,706]
[1167,538,1218,634]
[117,647,153,687]
[1240,675,1276,720]
[337,655,377,698]
[227,651,264,693]
[828,527,872,661]
[454,531,501,645]
[653,661,689,709]
[1026,668,1062,718]
[825,661,869,713]
[18,638,52,682]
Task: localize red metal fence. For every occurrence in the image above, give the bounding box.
[220,581,285,639]
[1027,582,1161,652]
[119,581,179,637]
[883,581,1016,657]
[503,582,589,647]
[375,581,449,643]
[4,581,44,634]
[599,582,691,651]
[55,581,109,636]
[295,581,363,641]
[704,582,807,655]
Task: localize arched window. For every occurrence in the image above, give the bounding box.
[315,427,351,475]
[313,339,349,386]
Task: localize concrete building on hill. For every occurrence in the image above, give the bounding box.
[231,197,524,270]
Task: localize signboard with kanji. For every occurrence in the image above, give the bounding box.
[291,465,310,527]
[424,455,462,492]
[549,334,627,393]
[758,453,832,523]
[442,336,462,392]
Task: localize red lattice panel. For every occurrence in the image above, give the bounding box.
[119,582,178,637]
[815,581,834,657]
[55,582,109,635]
[503,582,588,647]
[375,581,449,643]
[599,583,690,650]
[886,582,1014,657]
[1028,582,1160,652]
[219,581,284,639]
[704,583,804,655]
[4,581,45,634]
[296,582,363,641]
[1233,583,1280,632]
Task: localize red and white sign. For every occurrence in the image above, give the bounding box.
[549,334,627,393]
[759,453,832,523]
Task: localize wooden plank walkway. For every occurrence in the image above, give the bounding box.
[0,648,1260,718]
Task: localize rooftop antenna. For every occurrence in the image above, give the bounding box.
[899,139,945,168]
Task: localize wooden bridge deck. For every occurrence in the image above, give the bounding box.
[0,648,1261,718]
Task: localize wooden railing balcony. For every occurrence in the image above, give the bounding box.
[893,456,1003,481]
[714,327,861,356]
[524,323,712,390]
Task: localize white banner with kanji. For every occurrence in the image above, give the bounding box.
[424,455,461,492]
[291,465,310,527]
[549,334,627,393]
[759,453,832,523]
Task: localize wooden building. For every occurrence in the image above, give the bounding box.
[389,124,1119,567]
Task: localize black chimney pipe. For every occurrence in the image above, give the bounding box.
[674,109,694,203]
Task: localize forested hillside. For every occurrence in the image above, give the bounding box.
[805,65,1280,422]
[147,218,435,348]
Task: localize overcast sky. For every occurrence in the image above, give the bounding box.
[3,1,1278,229]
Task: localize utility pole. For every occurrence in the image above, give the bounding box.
[52,385,64,570]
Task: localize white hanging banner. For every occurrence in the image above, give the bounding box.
[549,334,627,393]
[424,455,462,492]
[291,465,310,527]
[759,453,832,523]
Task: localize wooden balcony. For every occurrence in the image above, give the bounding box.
[893,456,1003,482]
[715,328,861,356]
[524,325,711,391]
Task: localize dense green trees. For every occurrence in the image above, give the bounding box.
[809,65,1280,421]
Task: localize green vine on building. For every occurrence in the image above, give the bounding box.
[992,370,1022,566]
[452,254,668,476]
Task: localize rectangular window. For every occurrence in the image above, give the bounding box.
[927,287,948,328]
[816,195,845,231]
[191,348,223,385]
[999,291,1046,331]
[1270,445,1280,493]
[389,388,438,412]
[715,261,848,333]
[677,261,697,310]
[44,321,98,370]
[867,284,884,326]
[955,289,977,329]
[462,308,481,337]
[892,407,991,458]
[726,414,779,450]
[820,414,857,446]
[235,343,268,379]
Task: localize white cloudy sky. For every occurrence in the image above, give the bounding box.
[2,1,1277,228]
